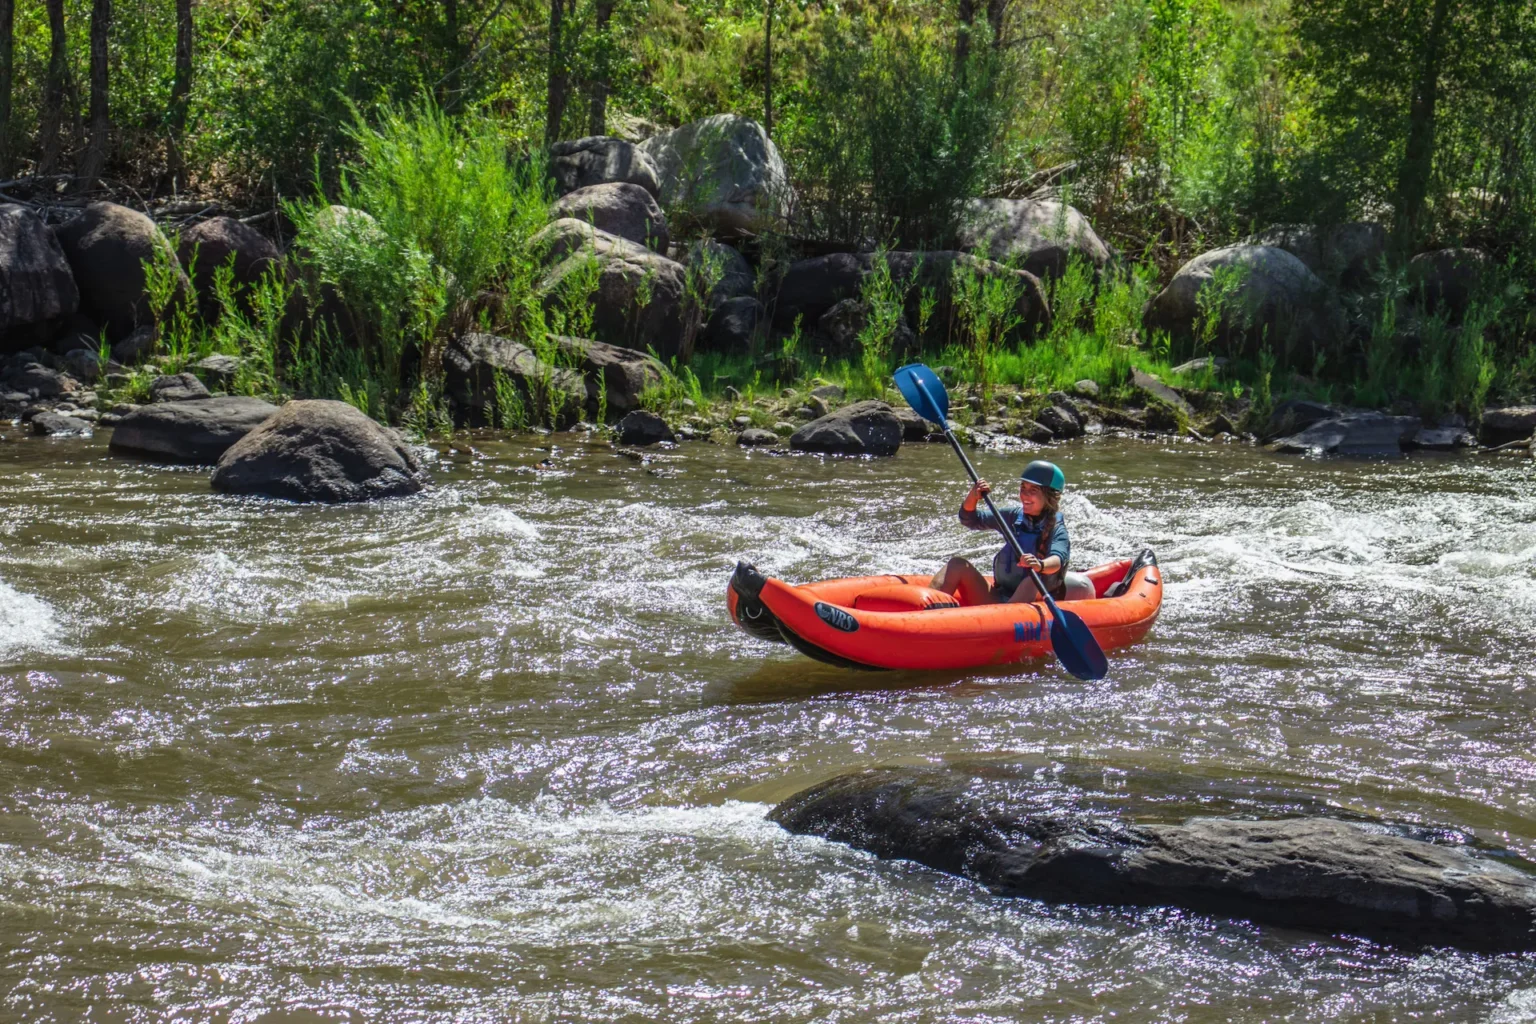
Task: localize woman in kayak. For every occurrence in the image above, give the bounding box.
[931,459,1096,605]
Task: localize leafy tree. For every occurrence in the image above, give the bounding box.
[1291,0,1536,249]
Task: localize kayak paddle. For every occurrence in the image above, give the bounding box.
[893,362,1110,681]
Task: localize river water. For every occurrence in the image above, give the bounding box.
[0,430,1533,1022]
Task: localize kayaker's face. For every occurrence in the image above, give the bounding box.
[1019,480,1046,516]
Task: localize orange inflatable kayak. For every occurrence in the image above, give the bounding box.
[726,550,1162,671]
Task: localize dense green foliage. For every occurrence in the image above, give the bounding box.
[6,0,1534,426]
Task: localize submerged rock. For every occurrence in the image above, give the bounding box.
[211,399,425,503]
[790,400,902,456]
[771,761,1536,951]
[109,396,278,463]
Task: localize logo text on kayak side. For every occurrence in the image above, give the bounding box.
[815,602,859,633]
[1014,621,1042,643]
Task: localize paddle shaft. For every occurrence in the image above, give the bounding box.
[938,427,1070,621]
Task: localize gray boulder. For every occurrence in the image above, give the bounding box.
[1,204,80,349]
[109,396,278,463]
[1036,404,1082,439]
[191,353,242,389]
[737,427,778,447]
[957,198,1111,279]
[1410,248,1489,318]
[148,372,211,402]
[1481,406,1536,447]
[110,326,157,364]
[894,406,934,441]
[536,236,691,360]
[211,400,425,503]
[53,202,189,341]
[176,216,281,317]
[551,182,669,253]
[771,761,1536,951]
[816,298,867,357]
[790,400,902,456]
[773,250,1050,340]
[1130,368,1194,420]
[682,240,754,308]
[1411,426,1476,450]
[554,336,665,419]
[638,115,791,238]
[1244,223,1386,290]
[1145,244,1346,357]
[704,296,764,352]
[61,348,110,383]
[443,332,585,429]
[1263,398,1341,439]
[549,136,662,198]
[31,411,92,436]
[1271,412,1421,456]
[616,409,674,445]
[3,363,75,398]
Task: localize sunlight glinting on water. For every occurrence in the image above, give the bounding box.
[0,432,1534,1021]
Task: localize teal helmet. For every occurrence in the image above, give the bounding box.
[1020,460,1065,492]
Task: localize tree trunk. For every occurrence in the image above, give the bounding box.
[1394,0,1451,250]
[986,0,1007,47]
[38,0,69,174]
[763,0,773,138]
[544,0,569,144]
[588,0,613,136]
[440,0,463,107]
[0,0,13,177]
[164,0,194,190]
[77,0,112,186]
[955,0,975,75]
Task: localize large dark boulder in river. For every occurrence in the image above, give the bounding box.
[790,400,903,456]
[548,136,661,198]
[551,182,669,254]
[956,198,1111,280]
[1145,244,1345,358]
[211,400,426,503]
[1,204,80,351]
[637,114,791,238]
[53,202,188,341]
[109,396,278,463]
[771,761,1536,951]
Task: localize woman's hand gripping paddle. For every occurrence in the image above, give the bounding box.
[894,362,1110,681]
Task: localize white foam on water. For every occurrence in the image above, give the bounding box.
[0,578,62,660]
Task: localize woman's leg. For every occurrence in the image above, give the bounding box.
[1062,571,1096,601]
[1006,576,1043,603]
[931,557,996,606]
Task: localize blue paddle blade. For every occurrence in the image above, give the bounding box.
[1050,607,1110,681]
[894,363,948,427]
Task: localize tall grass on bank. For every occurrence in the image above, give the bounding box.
[284,100,553,425]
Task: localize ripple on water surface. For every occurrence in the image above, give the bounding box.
[0,433,1534,1021]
